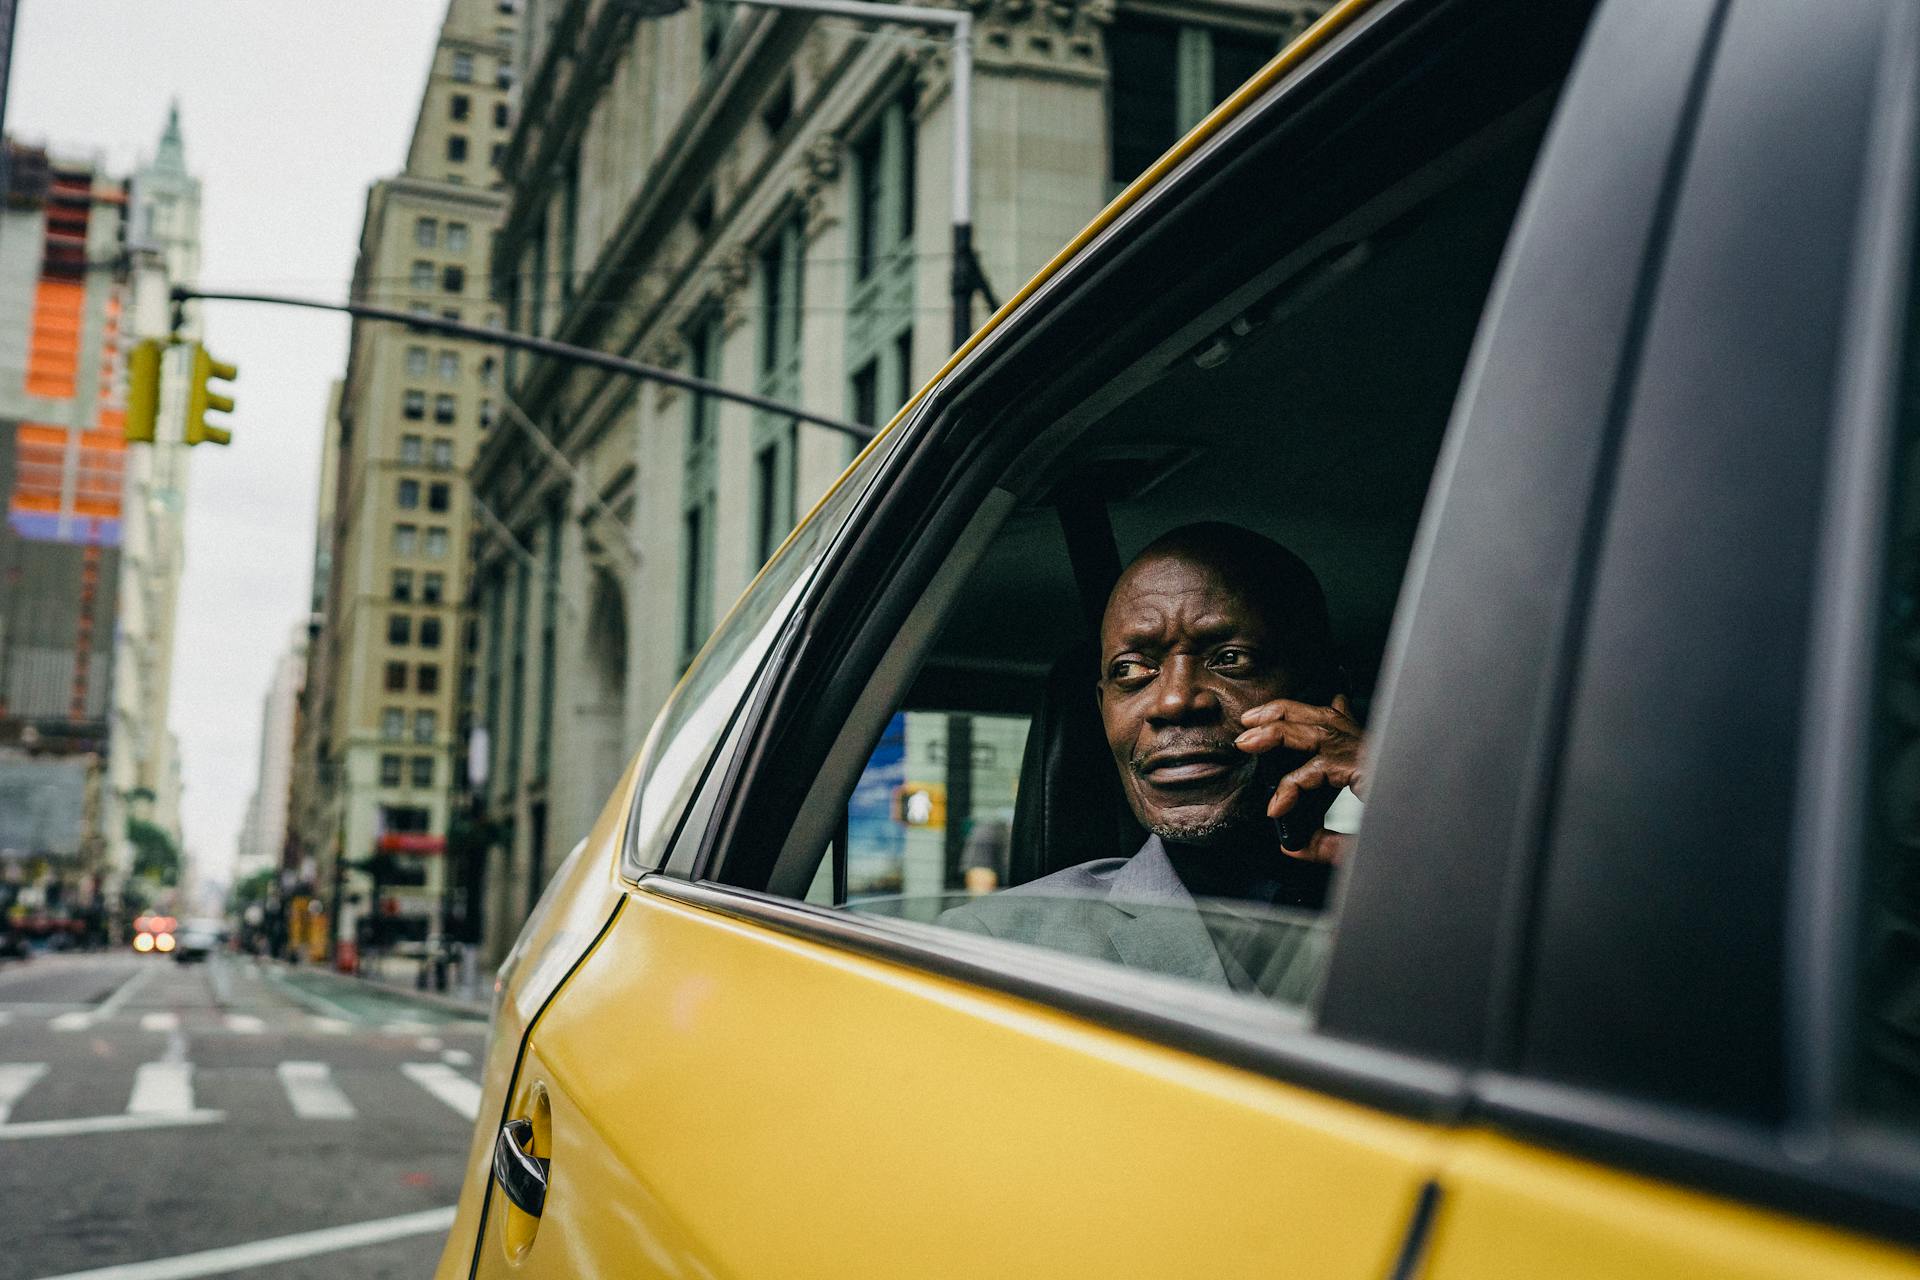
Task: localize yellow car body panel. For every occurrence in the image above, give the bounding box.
[434,756,639,1280]
[1424,1133,1920,1279]
[473,886,1444,1280]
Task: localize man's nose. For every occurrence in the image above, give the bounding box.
[1148,656,1219,722]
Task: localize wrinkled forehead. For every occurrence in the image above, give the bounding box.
[1100,552,1275,649]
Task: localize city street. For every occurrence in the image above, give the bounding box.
[0,952,487,1280]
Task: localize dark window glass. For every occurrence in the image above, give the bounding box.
[421,618,444,649]
[494,102,510,129]
[410,756,435,788]
[443,265,466,294]
[450,93,470,121]
[434,394,457,424]
[384,661,408,692]
[418,664,441,694]
[403,390,426,420]
[760,235,784,375]
[428,482,451,512]
[900,89,917,243]
[683,505,705,657]
[851,359,879,429]
[397,478,420,509]
[392,570,414,601]
[380,754,404,786]
[423,572,445,605]
[854,126,883,280]
[1108,16,1180,185]
[754,443,779,565]
[388,614,412,646]
[761,77,793,137]
[1212,29,1275,102]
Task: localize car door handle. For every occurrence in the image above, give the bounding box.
[493,1118,549,1218]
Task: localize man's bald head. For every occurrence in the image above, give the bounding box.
[1096,523,1339,842]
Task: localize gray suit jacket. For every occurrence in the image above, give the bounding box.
[937,836,1327,1003]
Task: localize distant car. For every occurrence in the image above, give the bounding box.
[172,919,226,964]
[131,914,176,956]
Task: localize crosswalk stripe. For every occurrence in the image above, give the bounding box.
[276,1061,356,1120]
[0,1063,47,1124]
[50,1011,92,1032]
[0,1110,223,1141]
[440,1048,473,1067]
[382,1020,432,1036]
[400,1062,480,1120]
[23,1203,454,1280]
[224,1014,265,1034]
[139,1012,180,1033]
[308,1016,351,1035]
[128,1062,194,1116]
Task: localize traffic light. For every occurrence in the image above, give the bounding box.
[124,339,163,444]
[184,342,236,446]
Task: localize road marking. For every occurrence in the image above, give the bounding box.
[400,1062,480,1120]
[23,1204,456,1280]
[440,1048,472,1067]
[308,1016,351,1035]
[52,969,156,1033]
[276,1061,356,1120]
[140,1012,180,1033]
[0,1012,12,1027]
[382,1020,432,1036]
[223,1014,264,1034]
[128,1062,195,1115]
[51,1011,93,1032]
[0,1110,223,1141]
[0,1063,47,1123]
[416,1035,443,1052]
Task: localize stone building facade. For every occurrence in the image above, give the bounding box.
[469,0,1329,962]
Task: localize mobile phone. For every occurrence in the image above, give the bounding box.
[1254,746,1340,852]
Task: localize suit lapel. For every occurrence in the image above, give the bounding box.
[1103,837,1231,988]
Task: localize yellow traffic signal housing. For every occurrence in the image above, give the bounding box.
[890,782,946,829]
[185,343,236,446]
[124,339,163,444]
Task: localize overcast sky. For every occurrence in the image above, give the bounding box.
[10,1,449,887]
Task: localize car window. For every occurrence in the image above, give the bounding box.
[768,90,1575,1014]
[622,428,902,876]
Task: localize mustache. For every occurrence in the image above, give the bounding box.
[1128,734,1246,775]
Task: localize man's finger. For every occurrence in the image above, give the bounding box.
[1240,699,1346,727]
[1267,757,1331,817]
[1232,721,1328,754]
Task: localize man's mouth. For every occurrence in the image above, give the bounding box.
[1136,747,1245,787]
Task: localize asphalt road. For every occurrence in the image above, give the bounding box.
[0,951,491,1280]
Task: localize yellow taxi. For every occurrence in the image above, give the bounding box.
[439,0,1920,1274]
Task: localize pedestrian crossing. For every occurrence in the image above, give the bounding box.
[17,1008,484,1037]
[0,1050,482,1137]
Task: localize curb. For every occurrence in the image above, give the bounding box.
[267,959,490,1019]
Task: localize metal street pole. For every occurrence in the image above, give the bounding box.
[168,286,875,441]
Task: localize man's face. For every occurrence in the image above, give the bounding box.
[1097,552,1293,843]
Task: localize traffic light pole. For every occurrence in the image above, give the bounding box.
[168,287,876,441]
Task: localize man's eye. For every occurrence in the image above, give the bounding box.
[1211,648,1255,670]
[1109,659,1153,684]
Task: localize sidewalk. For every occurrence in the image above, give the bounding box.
[272,952,491,1020]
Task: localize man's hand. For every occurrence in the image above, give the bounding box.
[1233,694,1367,863]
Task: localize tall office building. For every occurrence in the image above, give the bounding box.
[296,0,520,956]
[235,625,305,884]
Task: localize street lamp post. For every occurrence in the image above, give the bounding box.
[629,0,991,350]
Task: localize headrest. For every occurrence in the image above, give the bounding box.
[1008,644,1145,885]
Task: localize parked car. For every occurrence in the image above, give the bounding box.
[171,918,226,964]
[438,0,1920,1275]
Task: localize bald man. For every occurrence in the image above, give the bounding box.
[938,523,1367,998]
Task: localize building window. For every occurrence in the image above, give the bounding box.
[422,572,445,604]
[388,614,413,646]
[392,569,414,601]
[414,709,438,744]
[406,345,429,376]
[452,51,473,82]
[479,356,496,386]
[442,307,461,322]
[448,135,469,163]
[701,0,730,63]
[494,102,510,129]
[496,63,513,90]
[851,359,879,430]
[403,390,426,420]
[478,400,495,430]
[443,265,465,294]
[447,222,470,253]
[450,94,470,122]
[428,482,451,513]
[382,708,405,740]
[397,478,421,509]
[380,753,403,785]
[393,524,418,556]
[682,504,708,660]
[383,805,431,832]
[409,755,435,788]
[417,664,441,694]
[753,216,803,569]
[437,350,459,380]
[433,394,456,424]
[409,301,433,317]
[852,127,883,281]
[411,260,434,290]
[415,218,437,248]
[400,434,423,464]
[430,438,453,469]
[384,661,408,692]
[1107,17,1276,189]
[490,143,505,169]
[420,618,444,649]
[425,527,449,558]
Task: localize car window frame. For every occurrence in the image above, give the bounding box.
[632,0,1618,1121]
